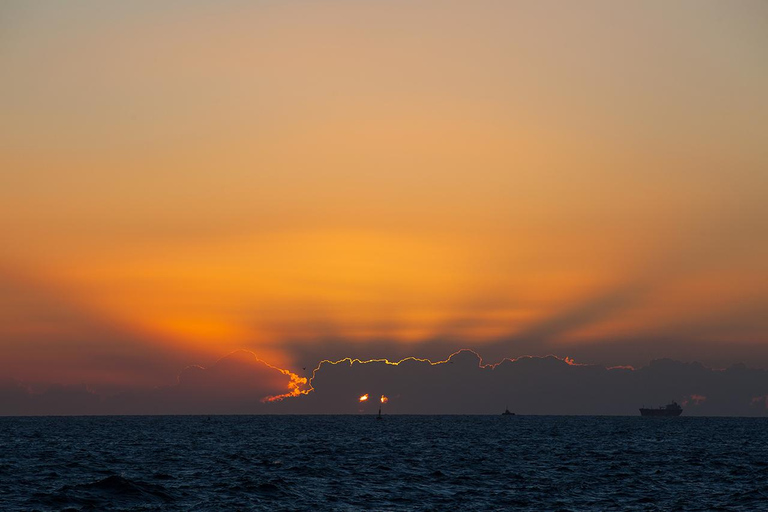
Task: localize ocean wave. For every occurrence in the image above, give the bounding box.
[3,416,768,511]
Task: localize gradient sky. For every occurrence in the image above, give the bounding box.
[2,1,767,392]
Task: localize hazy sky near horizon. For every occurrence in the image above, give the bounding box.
[1,0,767,388]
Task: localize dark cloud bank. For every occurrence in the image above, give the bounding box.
[3,350,768,416]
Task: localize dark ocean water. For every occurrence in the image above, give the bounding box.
[1,415,767,511]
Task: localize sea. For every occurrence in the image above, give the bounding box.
[1,415,766,511]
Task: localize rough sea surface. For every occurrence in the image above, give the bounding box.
[1,415,767,511]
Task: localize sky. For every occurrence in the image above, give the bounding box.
[1,1,767,413]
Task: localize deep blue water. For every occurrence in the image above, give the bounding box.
[1,415,767,511]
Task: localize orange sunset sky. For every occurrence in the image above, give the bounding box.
[1,1,767,390]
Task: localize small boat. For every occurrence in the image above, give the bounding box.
[502,407,515,416]
[376,405,383,420]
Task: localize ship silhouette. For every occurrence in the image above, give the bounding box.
[639,401,683,417]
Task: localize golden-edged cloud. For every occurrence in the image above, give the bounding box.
[1,0,767,381]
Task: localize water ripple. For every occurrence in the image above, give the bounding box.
[1,416,767,511]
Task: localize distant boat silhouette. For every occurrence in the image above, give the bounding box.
[377,405,383,420]
[640,401,683,417]
[502,407,515,416]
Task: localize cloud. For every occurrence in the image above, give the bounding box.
[285,350,768,416]
[173,349,308,402]
[682,394,707,407]
[0,350,308,416]
[4,349,768,416]
[176,350,305,400]
[0,379,103,415]
[109,350,309,415]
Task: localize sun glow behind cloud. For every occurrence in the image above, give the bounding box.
[1,0,767,385]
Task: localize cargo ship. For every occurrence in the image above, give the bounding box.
[639,401,683,417]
